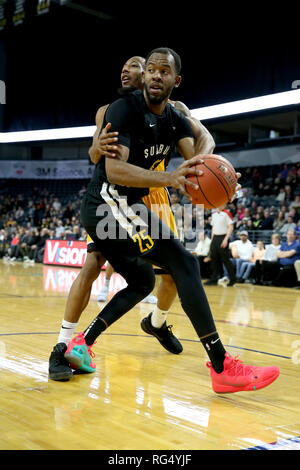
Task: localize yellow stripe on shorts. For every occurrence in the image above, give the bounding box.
[142,186,178,238]
[86,234,93,244]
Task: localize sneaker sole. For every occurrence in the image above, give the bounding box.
[49,370,73,382]
[212,368,280,393]
[65,347,96,374]
[140,319,183,355]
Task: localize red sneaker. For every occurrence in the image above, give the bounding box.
[64,332,96,373]
[207,352,280,393]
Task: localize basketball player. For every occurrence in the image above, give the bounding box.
[64,48,279,394]
[48,55,215,381]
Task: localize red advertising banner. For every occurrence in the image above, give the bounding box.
[43,239,87,267]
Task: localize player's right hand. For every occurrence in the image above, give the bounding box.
[97,122,119,157]
[169,156,203,201]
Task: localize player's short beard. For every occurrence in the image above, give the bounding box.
[144,83,173,104]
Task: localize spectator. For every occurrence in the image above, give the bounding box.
[263,181,273,196]
[0,230,11,259]
[192,231,211,279]
[269,205,277,218]
[52,197,61,212]
[236,207,251,230]
[256,206,264,219]
[234,203,245,223]
[8,231,19,260]
[279,215,297,236]
[276,188,286,203]
[260,208,274,230]
[27,228,41,261]
[55,220,65,239]
[284,185,293,203]
[40,217,50,229]
[272,229,300,287]
[170,192,180,207]
[288,207,298,220]
[63,203,74,220]
[230,230,254,282]
[26,200,36,223]
[29,228,50,263]
[245,219,254,232]
[28,229,41,262]
[290,194,300,210]
[79,229,87,241]
[242,167,252,185]
[280,205,288,220]
[280,164,289,180]
[48,229,57,240]
[237,240,265,283]
[273,174,284,194]
[273,211,285,232]
[15,206,25,222]
[65,225,81,241]
[237,188,251,208]
[79,186,87,197]
[17,229,33,261]
[254,233,281,285]
[256,182,266,198]
[286,174,297,194]
[251,200,257,213]
[252,212,263,230]
[252,167,261,189]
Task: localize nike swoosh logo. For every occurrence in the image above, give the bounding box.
[149,123,156,127]
[211,338,220,344]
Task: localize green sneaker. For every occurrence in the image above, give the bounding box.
[64,332,96,373]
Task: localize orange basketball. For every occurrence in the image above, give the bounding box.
[186,154,237,209]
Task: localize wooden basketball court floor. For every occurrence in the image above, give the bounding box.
[1,260,300,451]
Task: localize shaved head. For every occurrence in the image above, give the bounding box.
[119,55,145,93]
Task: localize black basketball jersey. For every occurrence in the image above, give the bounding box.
[87,90,194,203]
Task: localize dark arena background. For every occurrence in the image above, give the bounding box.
[0,0,300,454]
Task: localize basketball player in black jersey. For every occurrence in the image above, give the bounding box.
[64,48,279,394]
[49,54,215,381]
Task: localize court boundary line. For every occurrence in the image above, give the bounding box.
[1,291,299,337]
[168,311,300,337]
[0,331,291,359]
[215,319,300,337]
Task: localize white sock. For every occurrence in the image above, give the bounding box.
[57,320,78,346]
[151,306,168,328]
[104,278,110,288]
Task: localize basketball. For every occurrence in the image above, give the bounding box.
[186,154,238,209]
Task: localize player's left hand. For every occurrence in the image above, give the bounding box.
[97,123,119,157]
[169,156,204,201]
